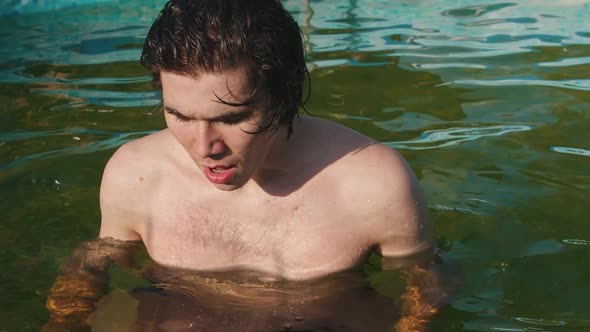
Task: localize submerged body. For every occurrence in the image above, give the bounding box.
[91,263,401,331]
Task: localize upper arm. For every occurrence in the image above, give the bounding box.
[98,143,147,242]
[354,144,433,258]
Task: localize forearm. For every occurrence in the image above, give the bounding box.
[44,238,138,330]
[45,268,109,329]
[393,254,458,332]
[396,265,442,332]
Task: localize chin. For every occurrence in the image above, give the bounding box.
[209,176,251,191]
[211,183,243,191]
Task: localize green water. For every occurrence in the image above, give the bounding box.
[1,0,589,330]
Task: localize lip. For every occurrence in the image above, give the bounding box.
[203,164,236,185]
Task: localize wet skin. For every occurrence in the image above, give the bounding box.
[43,66,445,331]
[45,238,455,331]
[90,262,401,332]
[99,67,433,280]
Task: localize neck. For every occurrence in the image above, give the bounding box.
[239,125,298,196]
[261,126,292,170]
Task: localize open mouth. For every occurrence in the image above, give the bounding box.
[203,165,236,185]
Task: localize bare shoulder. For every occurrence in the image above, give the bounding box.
[356,144,432,257]
[99,129,177,241]
[101,129,177,180]
[306,118,433,257]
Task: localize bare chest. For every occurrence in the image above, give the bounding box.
[141,194,372,279]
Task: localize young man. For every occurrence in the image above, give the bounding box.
[98,0,432,280]
[45,0,450,331]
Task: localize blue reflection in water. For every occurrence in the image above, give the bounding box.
[549,146,590,157]
[385,125,532,150]
[0,129,156,171]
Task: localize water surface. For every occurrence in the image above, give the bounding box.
[1,0,589,330]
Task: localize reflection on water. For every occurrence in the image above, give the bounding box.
[91,264,399,331]
[0,129,155,170]
[385,125,532,150]
[549,146,590,157]
[42,237,410,331]
[1,0,589,165]
[451,77,590,91]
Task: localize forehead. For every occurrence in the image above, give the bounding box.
[160,68,254,113]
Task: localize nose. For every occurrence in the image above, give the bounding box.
[194,121,225,158]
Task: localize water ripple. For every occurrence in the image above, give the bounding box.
[459,17,538,27]
[442,3,517,18]
[387,48,531,60]
[2,0,590,108]
[0,66,150,85]
[412,63,488,69]
[513,316,590,330]
[519,240,563,257]
[538,56,590,67]
[0,129,65,142]
[0,129,155,170]
[513,317,566,326]
[451,78,590,91]
[385,125,532,150]
[549,146,590,157]
[562,239,590,246]
[32,88,161,108]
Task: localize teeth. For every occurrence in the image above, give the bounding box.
[212,167,224,173]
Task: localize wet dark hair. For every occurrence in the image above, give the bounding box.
[140,0,309,137]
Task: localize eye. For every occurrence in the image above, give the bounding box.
[220,118,243,126]
[165,108,192,123]
[174,114,192,123]
[218,112,253,126]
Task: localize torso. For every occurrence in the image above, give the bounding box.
[130,118,379,280]
[144,183,373,279]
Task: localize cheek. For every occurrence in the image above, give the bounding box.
[224,129,255,153]
[242,134,273,160]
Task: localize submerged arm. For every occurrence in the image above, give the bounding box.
[358,146,459,331]
[43,237,138,331]
[43,141,147,330]
[382,252,459,332]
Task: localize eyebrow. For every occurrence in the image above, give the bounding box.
[163,105,253,122]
